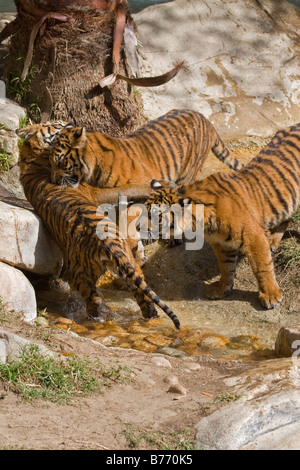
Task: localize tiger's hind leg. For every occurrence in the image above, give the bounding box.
[243,229,282,309]
[206,243,239,299]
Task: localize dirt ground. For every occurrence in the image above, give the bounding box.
[0,312,256,451]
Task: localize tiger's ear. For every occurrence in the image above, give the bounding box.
[151,179,163,190]
[72,127,86,148]
[16,125,39,141]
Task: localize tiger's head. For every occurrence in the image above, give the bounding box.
[144,180,193,243]
[145,180,204,250]
[49,127,89,188]
[17,121,74,162]
[145,180,192,209]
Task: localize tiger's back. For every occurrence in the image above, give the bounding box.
[146,122,300,310]
[49,109,243,188]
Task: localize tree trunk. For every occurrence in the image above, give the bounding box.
[4,0,146,136]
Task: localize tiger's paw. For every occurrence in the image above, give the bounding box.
[87,299,113,322]
[258,290,283,309]
[206,281,233,300]
[140,303,158,320]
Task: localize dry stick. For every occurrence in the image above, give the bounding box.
[99,62,185,88]
[41,85,53,123]
[116,62,185,87]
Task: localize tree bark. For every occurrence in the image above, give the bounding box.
[4,0,146,136]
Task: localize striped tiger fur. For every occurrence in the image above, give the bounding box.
[49,109,243,189]
[17,122,180,329]
[145,122,300,310]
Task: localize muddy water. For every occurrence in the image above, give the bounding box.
[35,143,299,361]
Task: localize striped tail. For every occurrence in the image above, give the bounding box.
[108,248,180,329]
[212,134,244,171]
[134,275,181,330]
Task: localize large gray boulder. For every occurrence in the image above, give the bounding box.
[0,200,63,276]
[0,261,37,322]
[134,0,300,140]
[0,329,60,363]
[0,80,27,197]
[195,358,300,450]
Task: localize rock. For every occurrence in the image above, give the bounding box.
[195,358,300,450]
[0,165,26,198]
[164,375,179,387]
[157,346,189,358]
[145,334,171,347]
[0,201,63,276]
[184,361,201,371]
[167,382,187,398]
[164,375,187,398]
[0,337,6,363]
[100,335,120,346]
[134,0,300,141]
[275,325,300,358]
[199,335,228,350]
[0,75,27,195]
[0,94,26,168]
[0,329,60,364]
[151,356,172,368]
[131,339,157,353]
[0,261,36,322]
[34,316,50,328]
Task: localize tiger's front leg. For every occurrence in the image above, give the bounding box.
[206,243,239,300]
[243,230,282,309]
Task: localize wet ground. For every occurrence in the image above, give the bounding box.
[35,238,297,362]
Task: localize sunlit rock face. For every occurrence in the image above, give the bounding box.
[135,0,300,141]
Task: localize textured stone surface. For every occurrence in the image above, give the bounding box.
[0,329,60,363]
[134,0,300,140]
[0,201,63,276]
[0,261,37,322]
[0,95,26,167]
[195,358,300,450]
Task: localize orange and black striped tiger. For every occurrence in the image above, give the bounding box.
[49,109,243,189]
[17,122,180,329]
[146,122,300,310]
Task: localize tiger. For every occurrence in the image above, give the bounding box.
[48,109,243,189]
[145,122,300,310]
[17,122,180,329]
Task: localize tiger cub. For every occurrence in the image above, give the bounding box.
[17,122,180,329]
[146,122,300,309]
[48,109,243,189]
